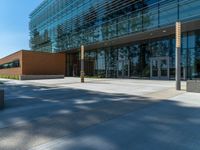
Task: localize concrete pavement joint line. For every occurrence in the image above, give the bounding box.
[30,100,160,150]
[0,97,152,130]
[3,93,142,122]
[31,98,199,150]
[0,101,157,150]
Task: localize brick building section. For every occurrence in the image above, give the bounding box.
[0,51,22,75]
[0,50,66,77]
[22,51,65,75]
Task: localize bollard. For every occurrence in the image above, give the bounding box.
[0,89,4,109]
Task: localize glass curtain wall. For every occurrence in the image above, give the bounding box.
[30,0,200,52]
[81,30,200,80]
[188,31,200,79]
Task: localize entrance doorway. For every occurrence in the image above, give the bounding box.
[117,60,130,78]
[150,57,170,80]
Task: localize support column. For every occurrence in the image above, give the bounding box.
[80,45,85,83]
[176,22,181,90]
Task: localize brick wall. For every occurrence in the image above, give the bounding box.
[0,50,66,76]
[0,51,22,75]
[22,51,65,75]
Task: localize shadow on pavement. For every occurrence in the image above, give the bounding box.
[0,81,199,150]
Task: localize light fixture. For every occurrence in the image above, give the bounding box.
[176,22,181,48]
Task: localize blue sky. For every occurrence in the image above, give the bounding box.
[0,0,43,58]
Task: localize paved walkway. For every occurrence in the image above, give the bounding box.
[0,78,199,150]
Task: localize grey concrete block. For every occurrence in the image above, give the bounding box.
[19,75,65,80]
[0,89,4,109]
[187,80,200,93]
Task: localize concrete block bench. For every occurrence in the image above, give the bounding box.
[187,80,200,93]
[0,89,4,109]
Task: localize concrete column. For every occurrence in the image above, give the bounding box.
[80,45,85,83]
[176,22,181,90]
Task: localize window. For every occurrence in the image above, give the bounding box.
[0,60,20,69]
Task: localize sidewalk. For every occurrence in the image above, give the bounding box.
[0,78,199,150]
[31,92,200,150]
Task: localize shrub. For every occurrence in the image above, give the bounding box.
[0,74,19,80]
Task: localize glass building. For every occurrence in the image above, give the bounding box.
[30,0,200,79]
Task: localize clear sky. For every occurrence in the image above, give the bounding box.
[0,0,43,58]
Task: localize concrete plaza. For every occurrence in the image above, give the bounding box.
[0,78,200,150]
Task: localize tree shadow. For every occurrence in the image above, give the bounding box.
[0,81,200,150]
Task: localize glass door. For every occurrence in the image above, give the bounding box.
[160,58,169,79]
[123,60,130,78]
[150,57,169,79]
[151,59,159,78]
[117,60,130,78]
[117,60,123,77]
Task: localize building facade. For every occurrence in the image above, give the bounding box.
[0,50,65,80]
[30,0,200,79]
